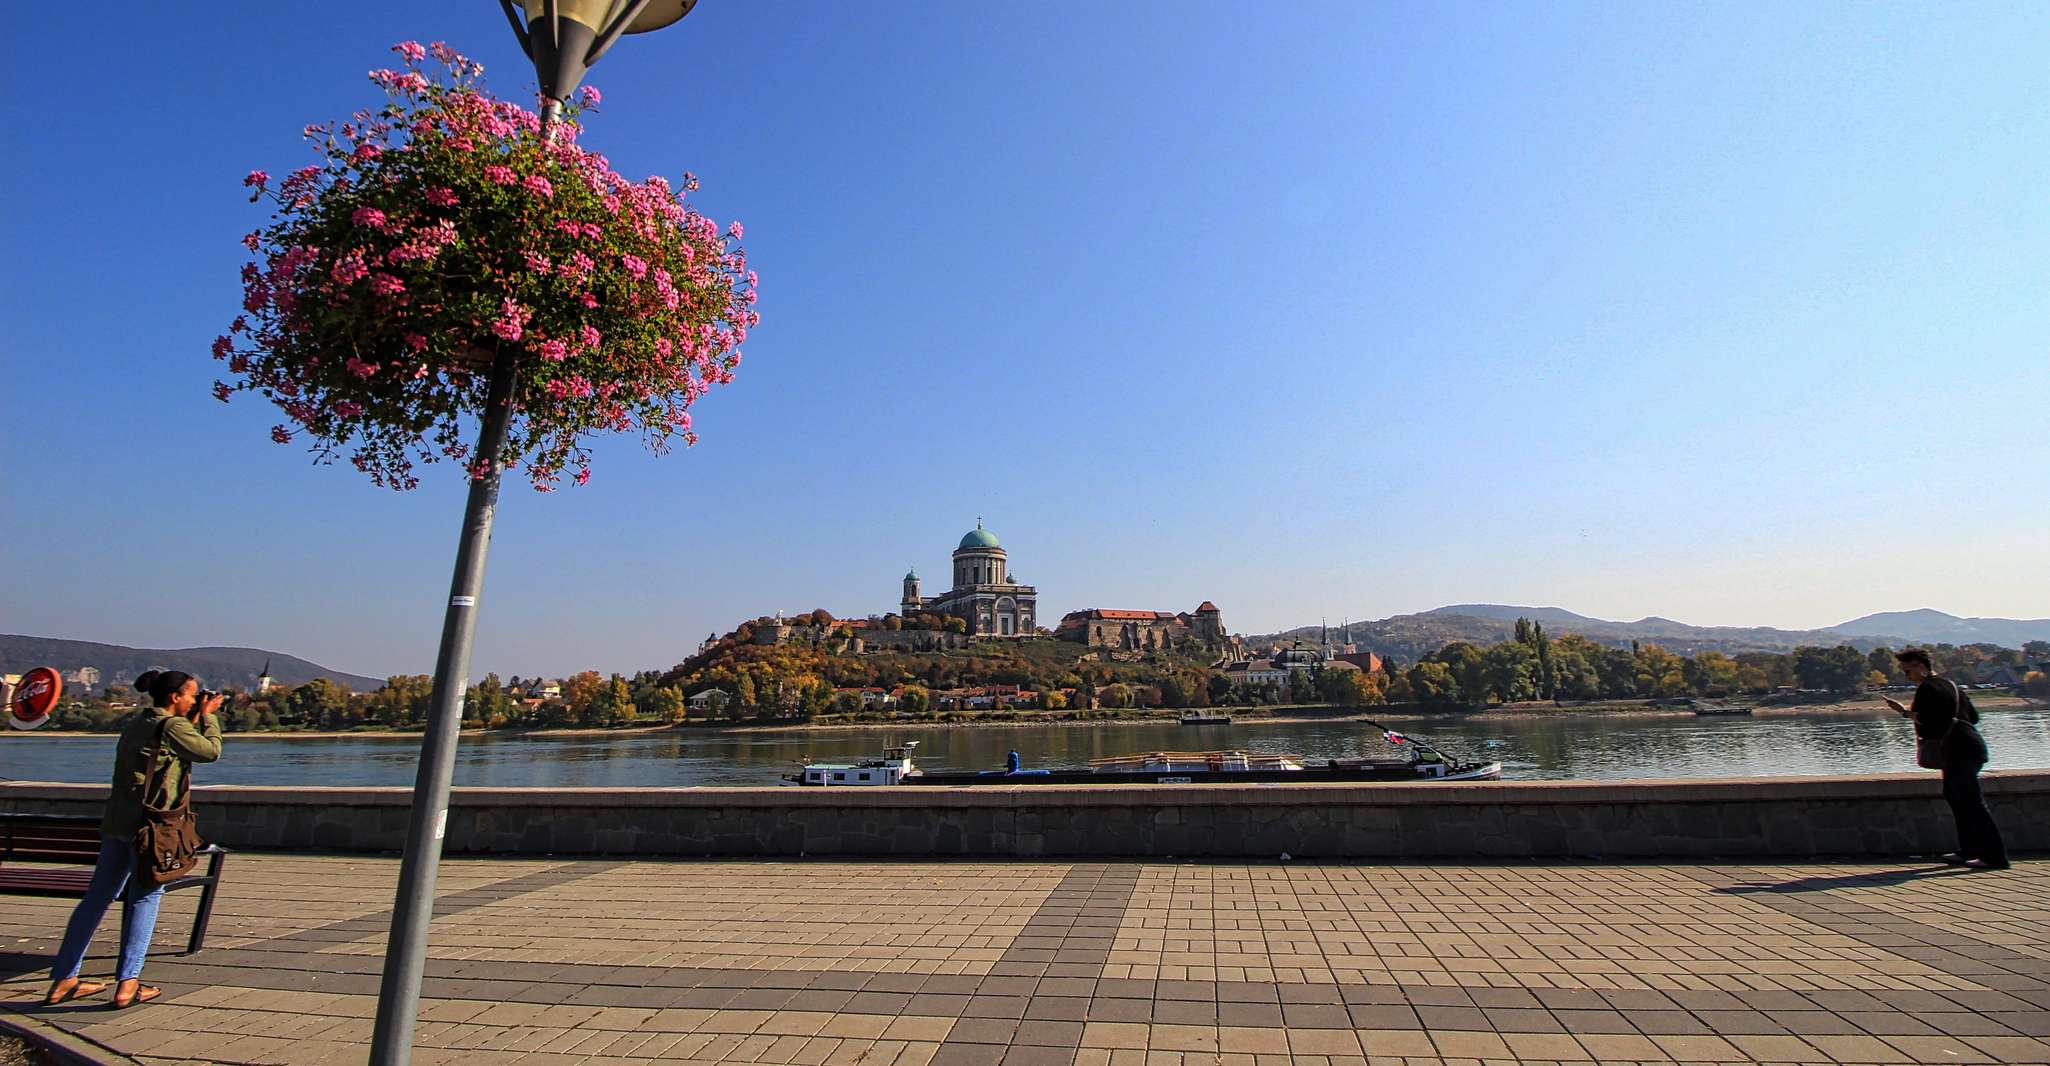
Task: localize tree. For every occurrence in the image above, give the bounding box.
[588,675,637,727]
[1156,676,1189,709]
[642,686,685,723]
[1316,668,1368,707]
[1634,644,1689,697]
[289,678,354,730]
[1040,691,1068,711]
[834,691,864,714]
[1104,683,1135,709]
[1431,643,1488,705]
[733,673,758,712]
[561,671,605,722]
[1686,652,1740,695]
[900,685,931,715]
[1406,662,1460,705]
[367,674,434,727]
[1482,643,1540,703]
[466,673,515,726]
[1207,673,1234,706]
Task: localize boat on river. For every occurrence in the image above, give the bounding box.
[1179,713,1232,725]
[783,732,1503,786]
[1691,703,1755,716]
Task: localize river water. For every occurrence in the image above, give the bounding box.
[4,708,2049,788]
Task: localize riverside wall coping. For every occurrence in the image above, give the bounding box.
[3,769,2046,808]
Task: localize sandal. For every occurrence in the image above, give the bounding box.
[43,979,108,1006]
[111,982,161,1009]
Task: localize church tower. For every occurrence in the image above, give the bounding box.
[257,659,274,694]
[901,570,921,615]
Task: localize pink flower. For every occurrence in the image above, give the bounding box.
[619,253,648,278]
[492,296,530,342]
[345,357,379,379]
[425,186,457,206]
[523,251,552,273]
[727,221,744,240]
[212,382,232,402]
[244,170,270,188]
[241,230,261,251]
[406,333,429,351]
[538,338,569,362]
[211,336,233,359]
[270,426,293,444]
[335,401,364,418]
[484,164,516,185]
[579,85,602,107]
[580,325,601,349]
[331,252,369,284]
[369,273,405,295]
[352,206,387,229]
[523,174,553,199]
[394,41,427,63]
[581,293,599,308]
[353,143,381,161]
[574,467,591,486]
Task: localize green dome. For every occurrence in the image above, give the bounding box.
[958,527,1000,550]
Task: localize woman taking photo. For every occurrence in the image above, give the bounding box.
[43,670,224,1008]
[1885,648,2008,871]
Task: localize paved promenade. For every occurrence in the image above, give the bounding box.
[1,854,2045,1065]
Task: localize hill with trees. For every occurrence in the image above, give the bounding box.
[0,634,380,692]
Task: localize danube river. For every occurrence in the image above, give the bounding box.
[5,707,2050,787]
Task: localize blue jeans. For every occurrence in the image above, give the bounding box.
[51,837,164,983]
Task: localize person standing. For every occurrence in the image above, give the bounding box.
[1885,648,2007,870]
[43,671,224,1008]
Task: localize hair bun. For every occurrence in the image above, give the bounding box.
[135,671,160,690]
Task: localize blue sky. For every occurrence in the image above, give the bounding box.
[4,3,2046,680]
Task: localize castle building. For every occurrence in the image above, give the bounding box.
[1056,602,1229,652]
[899,523,1037,637]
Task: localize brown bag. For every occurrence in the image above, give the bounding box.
[133,717,203,885]
[1914,679,1965,771]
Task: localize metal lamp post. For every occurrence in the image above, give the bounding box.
[367,4,698,1063]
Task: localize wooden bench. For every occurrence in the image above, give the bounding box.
[0,812,228,956]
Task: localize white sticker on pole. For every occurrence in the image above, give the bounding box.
[433,809,448,840]
[451,596,477,607]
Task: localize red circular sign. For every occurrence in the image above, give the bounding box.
[8,666,62,729]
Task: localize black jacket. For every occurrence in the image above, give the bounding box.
[1911,675,1987,767]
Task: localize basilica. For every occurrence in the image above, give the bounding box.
[899,523,1038,637]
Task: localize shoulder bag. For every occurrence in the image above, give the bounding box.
[134,717,204,885]
[1915,678,1977,770]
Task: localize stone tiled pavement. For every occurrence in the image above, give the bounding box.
[2,855,2047,1065]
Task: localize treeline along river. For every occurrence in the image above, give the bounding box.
[5,708,2049,788]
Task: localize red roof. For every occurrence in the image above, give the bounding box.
[1083,609,1173,620]
[1195,601,1219,613]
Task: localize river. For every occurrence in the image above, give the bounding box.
[4,708,2049,787]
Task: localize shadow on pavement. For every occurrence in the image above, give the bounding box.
[1714,865,1976,894]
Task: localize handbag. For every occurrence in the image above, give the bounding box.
[133,717,204,885]
[1913,678,1968,771]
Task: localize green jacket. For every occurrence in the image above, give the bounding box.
[100,708,224,841]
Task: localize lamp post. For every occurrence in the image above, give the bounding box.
[367,4,697,1064]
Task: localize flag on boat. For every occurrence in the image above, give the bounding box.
[1383,731,1409,745]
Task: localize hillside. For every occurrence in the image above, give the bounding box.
[0,635,382,693]
[1255,606,1908,663]
[1826,609,2050,648]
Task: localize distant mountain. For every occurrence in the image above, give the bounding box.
[0,635,382,693]
[1255,605,1912,665]
[1826,609,2050,648]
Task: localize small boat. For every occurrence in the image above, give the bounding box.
[1692,704,1755,716]
[782,742,922,786]
[1179,713,1232,725]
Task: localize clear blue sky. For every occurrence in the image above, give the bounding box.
[4,3,2045,680]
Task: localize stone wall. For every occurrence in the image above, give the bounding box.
[3,772,2044,859]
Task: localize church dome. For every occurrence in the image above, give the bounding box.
[958,527,1000,550]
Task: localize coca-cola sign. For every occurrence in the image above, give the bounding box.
[7,666,62,730]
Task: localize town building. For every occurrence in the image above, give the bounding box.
[1056,602,1229,653]
[898,522,1037,637]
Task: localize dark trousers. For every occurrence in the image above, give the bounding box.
[1941,761,2007,864]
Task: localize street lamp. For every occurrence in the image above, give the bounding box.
[366,4,698,1064]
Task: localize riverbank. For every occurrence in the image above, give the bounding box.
[5,693,2036,739]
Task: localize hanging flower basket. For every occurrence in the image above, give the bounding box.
[215,41,759,490]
